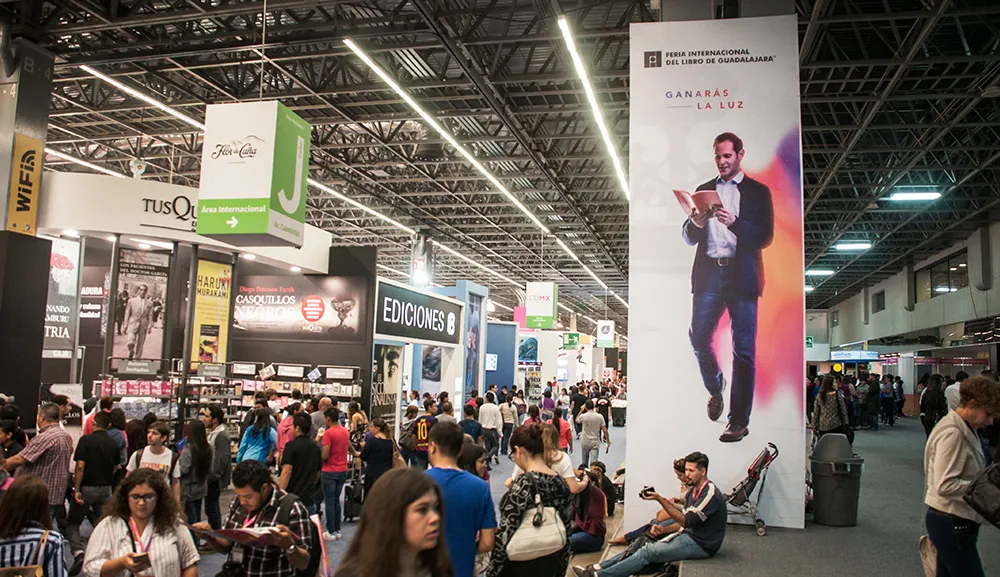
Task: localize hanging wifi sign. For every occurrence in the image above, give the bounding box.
[196,101,311,247]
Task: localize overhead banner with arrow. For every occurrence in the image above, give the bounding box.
[196,101,311,247]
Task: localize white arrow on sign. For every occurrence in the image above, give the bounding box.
[226,217,239,229]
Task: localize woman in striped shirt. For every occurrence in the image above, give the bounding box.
[0,475,67,577]
[83,468,199,577]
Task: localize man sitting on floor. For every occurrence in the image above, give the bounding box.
[572,452,725,577]
[609,458,690,546]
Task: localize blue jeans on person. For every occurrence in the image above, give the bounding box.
[596,532,710,577]
[570,530,604,554]
[184,498,203,544]
[689,275,758,427]
[926,508,984,577]
[501,422,514,454]
[205,480,223,530]
[322,471,347,533]
[624,519,674,544]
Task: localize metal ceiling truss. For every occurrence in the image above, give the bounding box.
[5,0,1000,331]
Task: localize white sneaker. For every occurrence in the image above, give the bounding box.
[334,531,343,541]
[323,531,337,541]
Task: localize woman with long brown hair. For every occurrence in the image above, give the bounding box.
[0,475,67,577]
[83,468,199,577]
[810,374,850,442]
[335,467,453,577]
[177,419,213,528]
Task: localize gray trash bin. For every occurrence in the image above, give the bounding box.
[810,433,863,526]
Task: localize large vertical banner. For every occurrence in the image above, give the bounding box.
[113,249,170,364]
[628,15,805,529]
[372,344,404,435]
[464,294,484,398]
[43,238,81,358]
[190,260,233,369]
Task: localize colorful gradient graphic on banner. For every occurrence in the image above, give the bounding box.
[628,15,805,530]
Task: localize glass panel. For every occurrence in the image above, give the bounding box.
[931,261,951,297]
[950,252,969,290]
[916,267,932,302]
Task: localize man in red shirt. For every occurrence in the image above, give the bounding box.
[320,407,354,541]
[82,396,113,436]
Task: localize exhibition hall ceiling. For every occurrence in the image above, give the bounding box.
[5,0,1000,329]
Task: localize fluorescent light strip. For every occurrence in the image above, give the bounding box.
[614,294,630,309]
[128,237,173,250]
[80,65,207,130]
[45,148,127,178]
[556,16,630,201]
[343,39,550,235]
[431,240,523,288]
[307,178,417,235]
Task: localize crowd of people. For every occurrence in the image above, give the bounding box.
[806,368,999,577]
[0,377,630,577]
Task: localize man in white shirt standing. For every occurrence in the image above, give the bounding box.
[478,392,502,468]
[944,370,967,411]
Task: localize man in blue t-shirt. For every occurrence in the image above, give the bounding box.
[459,404,483,444]
[426,421,496,577]
[572,451,725,577]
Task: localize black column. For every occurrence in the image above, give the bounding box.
[0,232,50,428]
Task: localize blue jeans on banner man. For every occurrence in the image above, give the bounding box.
[322,471,347,533]
[689,266,758,428]
[596,532,710,577]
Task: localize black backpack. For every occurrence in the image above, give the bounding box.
[276,493,322,577]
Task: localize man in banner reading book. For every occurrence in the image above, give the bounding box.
[681,132,773,443]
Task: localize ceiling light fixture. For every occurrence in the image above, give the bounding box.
[557,15,630,202]
[138,243,152,250]
[127,237,173,250]
[834,241,872,251]
[241,253,256,260]
[805,269,835,276]
[290,266,302,272]
[63,230,80,238]
[306,177,417,235]
[80,65,207,130]
[343,39,550,234]
[614,294,630,309]
[45,148,127,178]
[888,191,942,201]
[106,236,116,242]
[805,286,815,292]
[489,300,514,312]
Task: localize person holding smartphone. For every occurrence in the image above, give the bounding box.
[83,468,199,577]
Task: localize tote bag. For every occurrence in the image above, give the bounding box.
[505,473,567,561]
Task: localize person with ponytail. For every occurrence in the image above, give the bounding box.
[505,423,588,494]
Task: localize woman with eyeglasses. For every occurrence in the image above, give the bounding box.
[83,468,199,577]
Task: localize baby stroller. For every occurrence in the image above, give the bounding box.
[726,442,779,536]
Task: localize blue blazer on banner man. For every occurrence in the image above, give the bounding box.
[681,132,773,443]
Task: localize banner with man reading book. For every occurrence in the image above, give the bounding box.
[627,15,805,530]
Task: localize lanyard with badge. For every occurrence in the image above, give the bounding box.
[229,510,258,565]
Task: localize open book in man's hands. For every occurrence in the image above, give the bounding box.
[673,189,723,215]
[187,524,286,547]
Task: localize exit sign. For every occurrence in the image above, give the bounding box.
[806,336,814,348]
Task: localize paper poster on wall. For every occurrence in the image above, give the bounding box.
[190,260,232,370]
[628,15,805,529]
[233,275,367,342]
[517,336,538,363]
[372,344,403,435]
[421,346,442,392]
[113,249,170,367]
[485,353,498,372]
[43,238,81,358]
